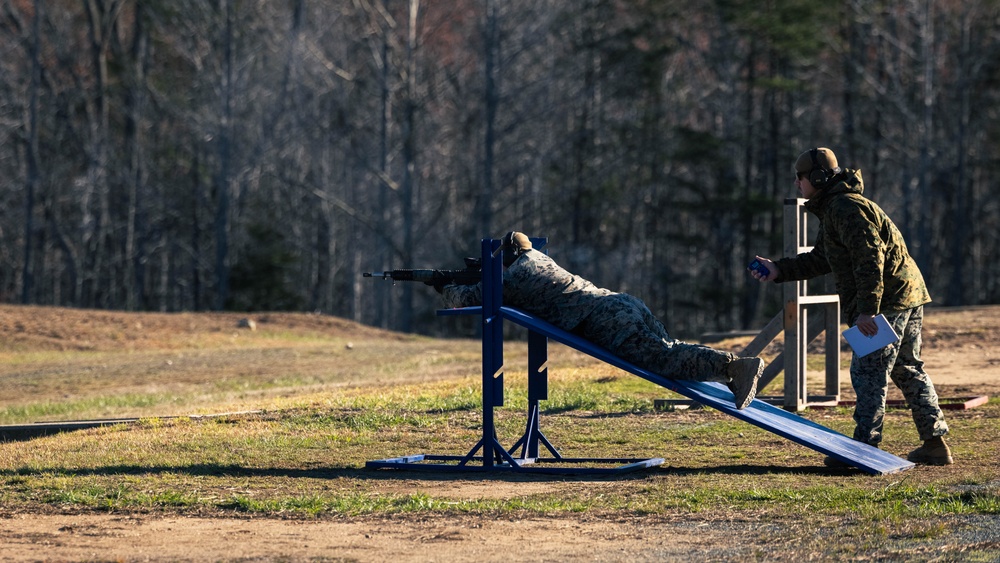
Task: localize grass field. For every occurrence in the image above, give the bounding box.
[1,304,998,561]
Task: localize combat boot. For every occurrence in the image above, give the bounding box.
[907,436,954,465]
[726,357,763,410]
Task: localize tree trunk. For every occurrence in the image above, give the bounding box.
[478,0,498,240]
[20,0,43,304]
[125,1,150,310]
[213,0,235,310]
[397,0,421,332]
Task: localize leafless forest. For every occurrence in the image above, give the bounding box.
[1,0,998,338]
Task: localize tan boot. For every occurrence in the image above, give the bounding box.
[726,357,763,410]
[907,436,954,465]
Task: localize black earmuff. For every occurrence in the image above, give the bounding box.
[808,148,833,188]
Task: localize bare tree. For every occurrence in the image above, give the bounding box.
[19,0,43,304]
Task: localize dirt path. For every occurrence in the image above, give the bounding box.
[0,512,731,562]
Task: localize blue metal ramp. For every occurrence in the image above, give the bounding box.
[500,307,915,476]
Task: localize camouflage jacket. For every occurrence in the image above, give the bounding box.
[441,249,614,332]
[774,168,931,323]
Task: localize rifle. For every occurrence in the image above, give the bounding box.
[363,257,482,286]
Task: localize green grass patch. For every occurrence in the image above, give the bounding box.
[0,394,184,424]
[2,383,998,521]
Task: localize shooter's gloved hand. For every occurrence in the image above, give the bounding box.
[423,279,446,293]
[422,271,448,293]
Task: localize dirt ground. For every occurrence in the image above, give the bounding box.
[0,512,738,562]
[1,304,999,562]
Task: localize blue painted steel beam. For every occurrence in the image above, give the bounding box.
[366,454,666,474]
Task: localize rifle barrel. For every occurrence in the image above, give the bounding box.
[361,268,481,285]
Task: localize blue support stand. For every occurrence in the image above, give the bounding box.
[366,238,665,474]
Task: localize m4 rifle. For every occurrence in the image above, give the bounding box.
[363,257,482,287]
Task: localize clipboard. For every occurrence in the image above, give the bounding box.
[842,314,900,357]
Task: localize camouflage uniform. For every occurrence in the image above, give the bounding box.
[851,306,947,444]
[773,169,948,446]
[442,250,736,382]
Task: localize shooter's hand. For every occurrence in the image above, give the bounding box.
[423,279,446,293]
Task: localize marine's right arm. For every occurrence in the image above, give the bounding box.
[773,229,832,282]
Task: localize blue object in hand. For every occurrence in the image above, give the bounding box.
[747,259,769,277]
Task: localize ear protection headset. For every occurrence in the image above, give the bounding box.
[807,148,840,189]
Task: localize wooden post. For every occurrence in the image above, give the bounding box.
[781,198,841,411]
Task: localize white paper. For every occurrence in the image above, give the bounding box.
[842,314,900,357]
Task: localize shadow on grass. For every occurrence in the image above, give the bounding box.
[1,461,850,482]
[662,464,862,476]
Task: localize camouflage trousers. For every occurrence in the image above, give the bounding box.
[575,293,735,382]
[851,305,949,445]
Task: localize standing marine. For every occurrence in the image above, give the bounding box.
[750,148,952,466]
